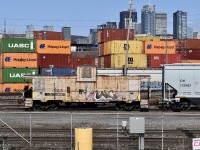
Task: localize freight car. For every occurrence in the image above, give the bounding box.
[24,66,150,111]
[161,63,200,111]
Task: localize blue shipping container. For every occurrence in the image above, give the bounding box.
[40,68,76,76]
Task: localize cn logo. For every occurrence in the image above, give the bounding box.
[5,57,11,62]
[147,44,152,49]
[5,88,11,92]
[40,44,45,49]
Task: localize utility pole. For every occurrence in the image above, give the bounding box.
[124,0,133,76]
[3,18,6,38]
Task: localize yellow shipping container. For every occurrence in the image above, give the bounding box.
[1,53,38,68]
[134,36,160,41]
[110,54,147,68]
[75,128,93,150]
[145,41,176,54]
[36,40,71,54]
[0,83,32,93]
[106,40,144,55]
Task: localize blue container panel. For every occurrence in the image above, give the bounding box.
[40,68,76,76]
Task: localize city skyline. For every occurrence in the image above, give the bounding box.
[0,0,200,36]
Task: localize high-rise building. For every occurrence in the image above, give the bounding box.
[135,23,141,34]
[173,10,187,39]
[89,29,98,45]
[141,5,156,36]
[98,21,117,29]
[43,25,54,31]
[26,25,36,39]
[62,27,71,40]
[119,9,137,29]
[155,13,167,35]
[187,27,193,38]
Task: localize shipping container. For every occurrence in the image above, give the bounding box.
[0,83,32,93]
[38,54,96,68]
[0,53,37,68]
[147,54,182,68]
[98,42,108,56]
[182,60,200,63]
[1,38,36,53]
[34,31,63,40]
[38,54,72,68]
[186,49,200,60]
[98,29,134,43]
[100,54,147,68]
[72,58,96,68]
[36,40,71,54]
[40,68,76,76]
[187,39,200,49]
[134,36,160,41]
[145,41,176,54]
[71,51,98,58]
[1,68,38,83]
[106,40,144,55]
[173,39,187,50]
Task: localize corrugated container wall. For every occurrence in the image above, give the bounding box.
[0,83,32,93]
[1,68,38,83]
[40,68,76,76]
[186,50,200,60]
[34,31,63,40]
[1,38,36,53]
[106,40,144,55]
[147,54,182,68]
[98,29,134,43]
[145,41,176,54]
[38,54,96,68]
[1,53,37,68]
[187,39,200,49]
[102,54,147,68]
[182,60,200,63]
[38,54,72,68]
[71,51,98,58]
[36,40,71,54]
[134,36,160,41]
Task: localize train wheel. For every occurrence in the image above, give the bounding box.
[116,103,125,111]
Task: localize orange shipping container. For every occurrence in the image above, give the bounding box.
[145,41,176,54]
[1,53,38,68]
[0,83,32,93]
[37,40,71,54]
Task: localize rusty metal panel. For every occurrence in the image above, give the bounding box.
[32,73,148,103]
[98,29,134,43]
[34,31,63,40]
[71,51,98,58]
[76,66,96,82]
[187,49,200,60]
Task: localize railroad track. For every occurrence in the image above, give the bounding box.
[0,128,197,149]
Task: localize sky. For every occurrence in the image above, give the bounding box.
[0,0,200,36]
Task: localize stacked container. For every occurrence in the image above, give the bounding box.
[0,38,37,92]
[37,40,97,75]
[144,41,182,68]
[36,39,75,75]
[98,28,148,68]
